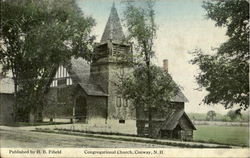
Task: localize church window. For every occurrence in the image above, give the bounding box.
[123,99,128,107]
[116,97,122,107]
[119,120,125,124]
[119,67,125,76]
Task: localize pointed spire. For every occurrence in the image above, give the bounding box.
[100,3,125,43]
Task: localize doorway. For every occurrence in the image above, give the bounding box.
[75,96,87,123]
[172,125,182,139]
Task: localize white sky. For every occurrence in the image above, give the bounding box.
[76,0,239,114]
[0,0,243,115]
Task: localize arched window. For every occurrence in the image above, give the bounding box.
[116,97,122,107]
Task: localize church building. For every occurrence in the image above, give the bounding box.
[44,4,196,140]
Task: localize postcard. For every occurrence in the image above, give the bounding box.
[0,0,249,157]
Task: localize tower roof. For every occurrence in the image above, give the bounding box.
[100,3,125,43]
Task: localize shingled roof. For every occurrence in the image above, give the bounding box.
[161,109,196,130]
[100,3,125,43]
[171,88,188,103]
[68,57,107,96]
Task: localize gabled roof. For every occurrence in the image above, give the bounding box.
[171,88,188,103]
[68,57,107,97]
[70,57,90,83]
[78,83,108,96]
[100,3,125,43]
[161,109,196,130]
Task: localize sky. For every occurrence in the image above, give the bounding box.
[75,0,236,114]
[0,0,238,114]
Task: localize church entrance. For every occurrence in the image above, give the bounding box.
[75,96,87,123]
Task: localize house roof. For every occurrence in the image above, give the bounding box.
[68,57,108,97]
[100,3,125,43]
[161,109,196,130]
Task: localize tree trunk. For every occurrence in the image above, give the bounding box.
[12,73,18,122]
[145,47,152,138]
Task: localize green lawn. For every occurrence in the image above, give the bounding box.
[193,125,249,147]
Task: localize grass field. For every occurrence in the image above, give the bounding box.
[193,125,249,147]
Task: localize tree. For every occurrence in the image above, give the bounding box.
[206,110,216,121]
[227,110,242,121]
[117,64,179,111]
[190,0,249,110]
[120,0,178,137]
[0,0,95,121]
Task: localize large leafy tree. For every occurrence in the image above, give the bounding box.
[206,110,216,121]
[117,64,179,110]
[121,0,178,137]
[0,0,95,121]
[227,109,242,121]
[191,0,249,111]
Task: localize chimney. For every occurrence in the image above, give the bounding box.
[163,59,168,72]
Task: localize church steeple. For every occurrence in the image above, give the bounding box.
[100,3,125,43]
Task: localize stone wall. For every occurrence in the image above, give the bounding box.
[107,64,135,120]
[91,41,135,121]
[87,95,107,124]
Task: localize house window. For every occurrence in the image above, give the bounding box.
[145,123,149,127]
[66,78,72,85]
[119,120,125,124]
[50,65,73,87]
[50,80,58,87]
[58,78,66,86]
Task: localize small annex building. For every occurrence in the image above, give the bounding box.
[44,4,196,140]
